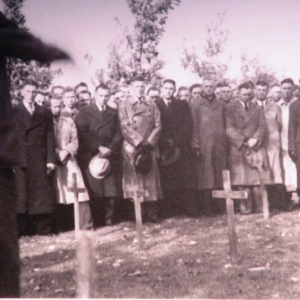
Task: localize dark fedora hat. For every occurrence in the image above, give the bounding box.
[134,152,152,174]
[160,146,181,166]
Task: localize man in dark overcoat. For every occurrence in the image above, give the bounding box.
[288,95,300,202]
[0,11,69,297]
[13,81,56,236]
[226,82,272,213]
[155,79,198,218]
[76,84,123,227]
[191,78,228,215]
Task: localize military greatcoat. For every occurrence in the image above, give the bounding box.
[118,96,162,202]
[191,94,228,189]
[225,100,272,186]
[253,99,283,184]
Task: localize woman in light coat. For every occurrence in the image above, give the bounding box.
[51,96,93,230]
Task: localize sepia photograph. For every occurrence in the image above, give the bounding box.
[0,0,300,298]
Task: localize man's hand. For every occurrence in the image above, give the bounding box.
[139,140,153,151]
[289,150,298,163]
[58,150,70,163]
[46,163,55,175]
[99,146,112,158]
[247,138,258,148]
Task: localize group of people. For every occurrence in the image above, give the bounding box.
[11,75,300,236]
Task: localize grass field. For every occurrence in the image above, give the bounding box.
[20,209,300,298]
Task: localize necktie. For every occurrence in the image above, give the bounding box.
[29,103,34,115]
[244,102,249,112]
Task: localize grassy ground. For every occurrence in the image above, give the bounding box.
[20,209,300,298]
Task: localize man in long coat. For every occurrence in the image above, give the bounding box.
[118,76,162,222]
[277,78,299,207]
[191,78,227,215]
[76,84,123,227]
[0,11,69,296]
[155,79,198,218]
[50,95,93,231]
[14,81,56,236]
[226,82,272,213]
[253,81,285,210]
[289,95,300,206]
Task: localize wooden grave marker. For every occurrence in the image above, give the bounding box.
[68,173,96,298]
[68,173,86,233]
[212,170,248,261]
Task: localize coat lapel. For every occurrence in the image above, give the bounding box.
[87,104,115,129]
[233,100,247,119]
[15,102,32,129]
[242,101,259,127]
[30,104,46,130]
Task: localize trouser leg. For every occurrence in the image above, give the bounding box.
[104,198,115,225]
[201,189,213,216]
[79,201,93,230]
[32,213,53,235]
[239,186,253,214]
[143,201,159,223]
[17,213,34,237]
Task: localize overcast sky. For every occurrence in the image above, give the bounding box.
[22,0,300,89]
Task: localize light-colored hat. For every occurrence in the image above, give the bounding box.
[89,156,111,179]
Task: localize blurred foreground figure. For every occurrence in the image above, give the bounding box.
[0,11,69,297]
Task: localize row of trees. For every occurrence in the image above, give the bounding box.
[3,0,280,96]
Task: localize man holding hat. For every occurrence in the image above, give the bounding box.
[118,76,162,222]
[225,82,272,213]
[76,84,123,227]
[155,79,198,218]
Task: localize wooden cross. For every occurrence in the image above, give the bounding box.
[256,165,269,220]
[68,173,95,298]
[132,189,149,250]
[212,170,248,261]
[67,173,85,233]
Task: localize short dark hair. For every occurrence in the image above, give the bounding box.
[34,91,46,99]
[131,76,145,84]
[74,82,88,93]
[246,81,254,88]
[95,83,110,93]
[162,79,176,88]
[147,87,160,95]
[63,86,74,94]
[281,78,294,85]
[22,80,38,89]
[238,82,253,90]
[189,83,201,93]
[50,94,63,101]
[78,90,91,98]
[51,85,64,93]
[256,80,269,88]
[178,86,189,93]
